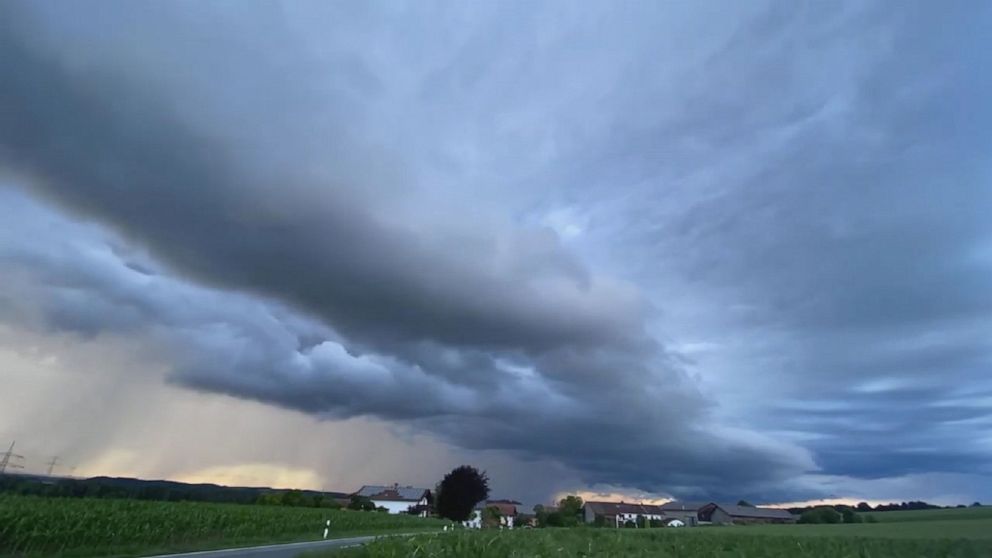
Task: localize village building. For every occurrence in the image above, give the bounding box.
[583,501,690,527]
[584,500,794,527]
[463,499,521,529]
[698,503,797,525]
[352,484,432,516]
[659,501,710,526]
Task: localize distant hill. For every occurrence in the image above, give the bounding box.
[0,472,349,506]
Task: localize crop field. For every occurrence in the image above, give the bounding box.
[862,506,992,523]
[326,528,991,558]
[0,494,445,557]
[706,519,992,540]
[324,508,992,558]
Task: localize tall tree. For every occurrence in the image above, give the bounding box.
[436,465,489,521]
[558,495,584,526]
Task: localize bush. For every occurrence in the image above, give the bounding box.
[799,507,842,524]
[541,511,564,527]
[406,504,428,516]
[348,495,376,511]
[841,509,863,523]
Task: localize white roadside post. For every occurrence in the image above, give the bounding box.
[323,519,330,539]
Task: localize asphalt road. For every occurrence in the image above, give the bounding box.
[144,535,382,558]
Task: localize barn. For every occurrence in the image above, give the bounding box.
[698,503,797,524]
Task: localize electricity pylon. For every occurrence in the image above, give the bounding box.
[0,441,24,474]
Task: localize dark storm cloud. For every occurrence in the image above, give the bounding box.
[0,1,819,498]
[0,190,811,498]
[1,0,990,504]
[0,14,640,356]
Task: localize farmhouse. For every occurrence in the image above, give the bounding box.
[660,501,710,514]
[583,501,688,526]
[353,484,432,516]
[698,503,797,525]
[486,499,521,518]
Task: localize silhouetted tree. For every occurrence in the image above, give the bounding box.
[436,465,489,521]
[737,500,753,507]
[856,502,872,512]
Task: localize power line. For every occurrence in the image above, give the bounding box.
[0,441,24,474]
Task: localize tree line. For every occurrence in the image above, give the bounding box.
[0,474,347,507]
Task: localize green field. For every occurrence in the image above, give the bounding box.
[322,529,990,558]
[0,494,445,557]
[863,506,992,523]
[706,519,992,540]
[320,507,992,558]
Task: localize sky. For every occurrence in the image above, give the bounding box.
[0,0,990,507]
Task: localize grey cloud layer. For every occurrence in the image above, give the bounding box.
[2,0,990,503]
[0,190,811,498]
[566,1,992,488]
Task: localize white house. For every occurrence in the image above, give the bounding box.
[353,484,432,516]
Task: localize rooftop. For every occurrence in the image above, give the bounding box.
[710,503,796,519]
[585,501,667,516]
[354,484,431,502]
